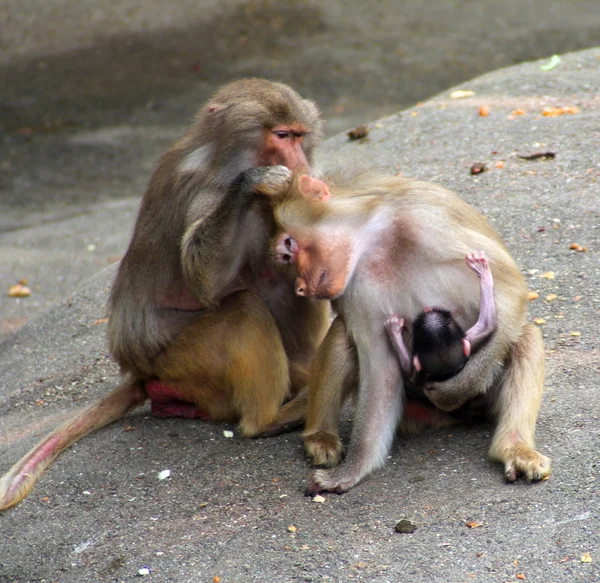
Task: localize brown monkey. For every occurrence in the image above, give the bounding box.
[269,172,550,493]
[0,79,331,511]
[385,250,497,383]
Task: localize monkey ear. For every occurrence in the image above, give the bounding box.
[298,175,331,202]
[207,103,232,114]
[463,338,471,357]
[413,355,422,372]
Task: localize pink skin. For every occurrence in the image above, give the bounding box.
[146,380,212,420]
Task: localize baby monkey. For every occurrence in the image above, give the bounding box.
[385,251,497,384]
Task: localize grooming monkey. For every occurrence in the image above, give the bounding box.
[385,250,497,384]
[0,79,330,511]
[269,172,550,493]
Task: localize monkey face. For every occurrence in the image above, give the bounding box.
[260,124,310,172]
[295,239,351,300]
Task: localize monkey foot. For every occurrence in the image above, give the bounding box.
[304,431,343,467]
[492,441,552,483]
[146,380,212,421]
[305,468,359,495]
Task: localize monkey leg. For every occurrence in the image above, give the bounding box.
[0,378,145,511]
[303,317,358,468]
[152,291,291,438]
[488,323,552,482]
[308,335,403,495]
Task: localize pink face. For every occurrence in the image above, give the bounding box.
[260,125,310,172]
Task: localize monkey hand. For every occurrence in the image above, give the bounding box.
[491,441,552,483]
[465,250,490,277]
[243,165,293,199]
[304,430,343,468]
[384,313,405,335]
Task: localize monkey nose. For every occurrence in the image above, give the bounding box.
[295,278,306,296]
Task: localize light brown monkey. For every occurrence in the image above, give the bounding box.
[0,79,330,511]
[269,172,551,493]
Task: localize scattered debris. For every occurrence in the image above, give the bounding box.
[479,105,490,117]
[312,494,326,503]
[570,331,581,337]
[470,162,487,175]
[8,281,31,298]
[449,90,475,99]
[527,292,539,301]
[465,521,483,529]
[287,525,297,533]
[158,469,171,481]
[517,152,556,161]
[395,519,417,533]
[512,108,527,116]
[541,272,555,280]
[540,54,561,71]
[569,243,587,252]
[94,318,109,325]
[223,430,234,438]
[546,294,557,301]
[534,318,546,325]
[581,553,592,563]
[138,567,151,576]
[347,125,369,140]
[495,161,504,169]
[542,106,579,117]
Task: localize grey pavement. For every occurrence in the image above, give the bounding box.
[1,1,600,582]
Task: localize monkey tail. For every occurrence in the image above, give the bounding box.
[0,377,146,511]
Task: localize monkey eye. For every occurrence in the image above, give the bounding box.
[274,130,291,139]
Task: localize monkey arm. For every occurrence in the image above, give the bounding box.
[181,166,292,307]
[464,252,497,352]
[384,314,414,377]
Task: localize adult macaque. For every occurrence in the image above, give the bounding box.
[0,79,330,511]
[270,172,551,493]
[385,250,497,384]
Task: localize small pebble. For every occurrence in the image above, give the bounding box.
[395,519,417,533]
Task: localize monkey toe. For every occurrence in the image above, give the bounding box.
[499,443,551,483]
[304,431,343,467]
[308,469,357,494]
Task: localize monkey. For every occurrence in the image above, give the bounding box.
[385,250,497,384]
[0,79,331,511]
[267,171,551,493]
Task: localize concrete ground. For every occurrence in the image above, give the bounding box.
[0,2,599,582]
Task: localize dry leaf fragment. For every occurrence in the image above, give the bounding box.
[546,294,557,301]
[495,161,504,169]
[288,525,297,533]
[541,272,555,280]
[527,292,539,300]
[8,283,31,298]
[214,577,221,583]
[465,521,483,529]
[541,106,579,117]
[94,318,109,325]
[516,574,526,580]
[352,561,368,570]
[347,125,369,140]
[450,90,475,99]
[534,318,546,325]
[581,553,592,563]
[569,243,587,252]
[517,151,556,161]
[512,108,526,116]
[479,105,490,117]
[470,162,487,175]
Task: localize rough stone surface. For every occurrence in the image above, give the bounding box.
[1,48,598,583]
